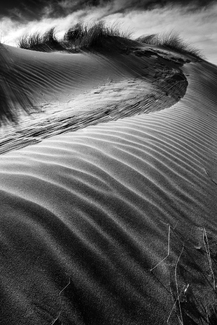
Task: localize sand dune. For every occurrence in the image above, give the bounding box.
[0,36,217,324]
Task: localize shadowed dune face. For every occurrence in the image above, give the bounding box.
[0,44,136,123]
[0,40,217,324]
[0,39,188,145]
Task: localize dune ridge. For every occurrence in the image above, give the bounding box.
[1,28,194,126]
[1,24,217,323]
[0,42,187,155]
[0,36,217,324]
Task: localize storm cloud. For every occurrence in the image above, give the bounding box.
[0,0,215,22]
[0,0,216,64]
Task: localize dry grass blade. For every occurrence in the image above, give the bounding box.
[50,312,61,325]
[203,228,216,291]
[174,246,185,325]
[50,279,71,325]
[59,278,71,296]
[167,246,185,324]
[150,224,171,272]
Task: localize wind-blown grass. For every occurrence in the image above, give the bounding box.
[18,24,203,60]
[18,22,133,53]
[138,32,204,60]
[19,27,65,52]
[64,22,128,50]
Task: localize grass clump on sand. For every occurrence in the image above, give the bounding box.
[19,27,65,52]
[63,22,126,50]
[138,32,204,60]
[18,22,131,53]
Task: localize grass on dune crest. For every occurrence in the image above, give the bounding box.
[18,22,131,53]
[19,27,66,52]
[18,23,204,60]
[63,22,129,50]
[137,32,204,60]
[0,23,203,125]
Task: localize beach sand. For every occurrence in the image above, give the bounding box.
[0,37,217,324]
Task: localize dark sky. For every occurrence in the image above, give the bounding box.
[0,0,215,22]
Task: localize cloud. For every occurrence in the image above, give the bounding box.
[54,0,215,12]
[0,0,216,65]
[7,8,26,21]
[58,0,83,10]
[103,3,217,63]
[0,0,215,22]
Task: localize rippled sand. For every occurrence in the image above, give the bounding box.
[0,40,217,324]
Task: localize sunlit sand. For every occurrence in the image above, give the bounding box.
[0,26,217,324]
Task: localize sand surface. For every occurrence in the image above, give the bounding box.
[0,41,217,324]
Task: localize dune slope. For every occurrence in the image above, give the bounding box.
[0,40,217,324]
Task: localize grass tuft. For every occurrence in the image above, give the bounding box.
[18,27,65,52]
[138,32,204,60]
[73,22,125,50]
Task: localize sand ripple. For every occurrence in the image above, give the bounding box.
[1,47,217,324]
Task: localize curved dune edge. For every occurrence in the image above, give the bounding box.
[0,44,188,154]
[0,53,217,325]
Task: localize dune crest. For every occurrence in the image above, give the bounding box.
[0,29,217,324]
[0,39,187,153]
